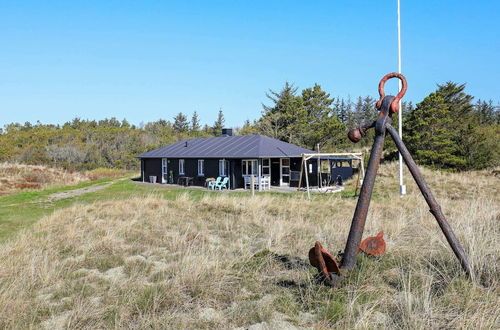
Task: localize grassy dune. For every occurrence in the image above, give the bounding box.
[0,163,498,329]
[0,163,133,196]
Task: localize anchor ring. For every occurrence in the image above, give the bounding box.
[375,73,407,113]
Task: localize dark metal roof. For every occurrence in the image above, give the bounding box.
[136,135,315,159]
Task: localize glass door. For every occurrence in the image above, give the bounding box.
[161,158,168,183]
[280,158,290,186]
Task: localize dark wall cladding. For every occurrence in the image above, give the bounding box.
[143,158,162,183]
[142,157,238,187]
[180,158,220,186]
[332,165,354,181]
[290,157,301,171]
[141,157,343,189]
[231,159,243,189]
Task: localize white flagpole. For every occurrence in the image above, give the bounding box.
[398,0,406,196]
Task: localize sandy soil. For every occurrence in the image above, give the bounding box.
[47,182,114,201]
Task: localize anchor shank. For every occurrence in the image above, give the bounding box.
[386,124,473,279]
[341,128,386,270]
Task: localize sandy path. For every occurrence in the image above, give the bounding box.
[47,182,114,201]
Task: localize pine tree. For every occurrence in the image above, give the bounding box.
[301,84,344,150]
[121,119,130,128]
[337,97,351,125]
[475,99,499,125]
[173,112,189,133]
[403,82,483,170]
[352,97,364,127]
[202,124,211,135]
[212,109,225,136]
[191,111,201,131]
[361,96,377,123]
[259,82,306,143]
[239,119,258,135]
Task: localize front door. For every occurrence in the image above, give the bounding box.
[280,158,290,186]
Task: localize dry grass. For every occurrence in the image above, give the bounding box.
[0,163,498,329]
[0,163,132,196]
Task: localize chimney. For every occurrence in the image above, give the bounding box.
[221,128,233,136]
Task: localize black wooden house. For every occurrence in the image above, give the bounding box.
[136,132,320,189]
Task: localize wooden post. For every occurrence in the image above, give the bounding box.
[258,163,262,192]
[304,158,311,200]
[298,154,304,191]
[250,175,255,196]
[354,164,361,196]
[141,160,145,182]
[317,155,321,188]
[360,153,366,184]
[316,144,321,189]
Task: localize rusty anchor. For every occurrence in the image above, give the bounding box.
[308,241,341,282]
[359,231,386,257]
[309,73,473,282]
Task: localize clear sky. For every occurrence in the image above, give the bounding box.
[1,1,498,128]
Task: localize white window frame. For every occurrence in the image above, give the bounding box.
[242,159,258,176]
[179,159,185,175]
[219,159,228,177]
[198,159,204,176]
[161,158,168,183]
[262,158,270,176]
[280,158,290,186]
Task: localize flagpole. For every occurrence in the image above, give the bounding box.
[397,0,406,196]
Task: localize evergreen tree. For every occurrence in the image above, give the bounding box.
[259,82,306,143]
[475,99,499,125]
[361,96,377,123]
[352,97,364,127]
[121,119,130,128]
[173,112,189,133]
[212,109,225,136]
[337,97,351,125]
[301,84,344,150]
[403,82,493,170]
[203,124,212,135]
[191,111,201,131]
[239,119,258,135]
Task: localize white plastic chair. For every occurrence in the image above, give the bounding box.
[260,176,270,190]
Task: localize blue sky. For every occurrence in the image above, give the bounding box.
[1,1,498,128]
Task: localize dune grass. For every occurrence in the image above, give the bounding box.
[0,163,498,329]
[0,163,134,197]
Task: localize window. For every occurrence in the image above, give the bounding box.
[320,160,330,173]
[262,158,270,175]
[242,159,258,176]
[219,159,228,176]
[179,159,185,175]
[162,158,168,183]
[198,159,204,176]
[281,158,290,184]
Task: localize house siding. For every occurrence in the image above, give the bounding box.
[142,156,324,189]
[231,159,243,189]
[142,158,162,183]
[142,158,239,188]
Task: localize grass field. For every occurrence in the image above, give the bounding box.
[0,162,498,329]
[0,163,133,197]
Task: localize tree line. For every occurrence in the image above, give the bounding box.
[0,82,498,171]
[239,82,498,170]
[0,112,226,170]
